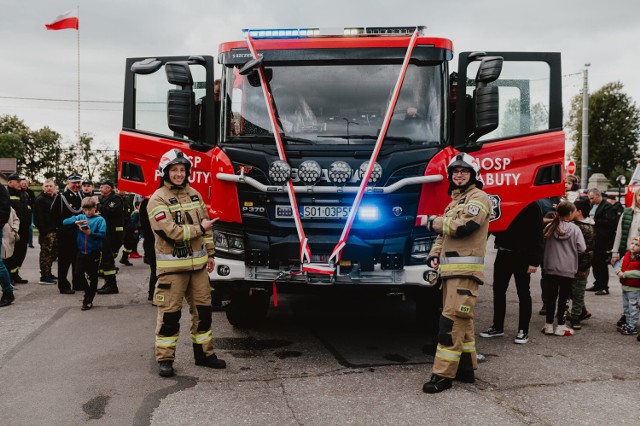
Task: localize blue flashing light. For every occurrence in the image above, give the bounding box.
[358,205,380,222]
[242,26,425,40]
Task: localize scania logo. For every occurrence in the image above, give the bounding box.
[392,206,403,217]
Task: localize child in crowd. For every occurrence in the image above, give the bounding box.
[542,201,585,336]
[614,236,640,335]
[62,197,107,311]
[569,199,595,330]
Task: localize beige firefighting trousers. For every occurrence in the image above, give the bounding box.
[154,267,216,362]
[432,277,479,379]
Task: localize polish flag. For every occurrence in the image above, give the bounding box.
[45,10,79,31]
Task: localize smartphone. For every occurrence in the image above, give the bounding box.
[80,224,89,230]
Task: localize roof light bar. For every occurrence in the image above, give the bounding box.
[242,26,426,39]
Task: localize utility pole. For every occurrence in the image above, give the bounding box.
[580,63,590,189]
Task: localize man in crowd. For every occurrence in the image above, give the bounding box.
[82,180,96,199]
[5,174,31,284]
[50,173,85,294]
[34,179,58,285]
[587,188,618,295]
[20,178,35,248]
[96,180,123,294]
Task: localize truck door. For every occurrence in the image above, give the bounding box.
[455,52,564,231]
[118,55,217,202]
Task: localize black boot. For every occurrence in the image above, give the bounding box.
[119,253,132,266]
[97,285,119,294]
[158,360,174,377]
[0,292,15,307]
[422,374,452,394]
[194,344,226,369]
[454,352,476,383]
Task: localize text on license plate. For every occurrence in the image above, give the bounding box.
[275,205,351,219]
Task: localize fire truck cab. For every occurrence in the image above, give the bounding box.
[118,27,565,327]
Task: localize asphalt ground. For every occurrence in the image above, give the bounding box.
[0,237,639,425]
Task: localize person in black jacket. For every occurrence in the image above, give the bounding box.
[5,174,31,284]
[479,202,543,344]
[50,173,85,294]
[139,197,157,302]
[96,180,123,294]
[34,179,58,284]
[0,184,15,307]
[587,188,618,295]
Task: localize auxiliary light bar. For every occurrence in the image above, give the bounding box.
[242,26,426,39]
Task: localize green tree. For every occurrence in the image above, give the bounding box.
[0,133,24,159]
[569,82,640,181]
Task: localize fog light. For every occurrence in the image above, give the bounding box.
[358,161,382,183]
[328,161,352,184]
[217,265,230,276]
[298,160,322,185]
[269,160,291,184]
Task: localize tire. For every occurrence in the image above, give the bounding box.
[225,284,270,328]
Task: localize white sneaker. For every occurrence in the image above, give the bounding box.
[514,330,529,344]
[554,324,574,336]
[542,323,555,335]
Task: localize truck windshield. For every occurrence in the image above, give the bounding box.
[222,63,444,146]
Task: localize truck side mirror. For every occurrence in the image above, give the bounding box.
[470,56,503,142]
[165,62,200,141]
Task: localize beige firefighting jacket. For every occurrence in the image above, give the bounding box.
[148,182,214,276]
[428,184,491,283]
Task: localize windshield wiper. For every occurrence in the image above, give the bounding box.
[226,134,314,145]
[316,134,413,143]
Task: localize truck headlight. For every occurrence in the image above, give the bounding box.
[298,160,322,185]
[411,237,434,261]
[214,230,244,254]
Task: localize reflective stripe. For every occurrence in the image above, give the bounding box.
[440,256,484,265]
[462,341,476,353]
[443,217,452,235]
[435,345,461,362]
[184,223,191,242]
[103,270,117,276]
[10,196,21,200]
[191,330,212,344]
[156,249,207,261]
[467,200,490,216]
[439,263,484,272]
[156,335,178,348]
[149,205,171,218]
[115,226,124,231]
[156,252,209,269]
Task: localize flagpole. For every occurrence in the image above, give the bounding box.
[76,4,81,171]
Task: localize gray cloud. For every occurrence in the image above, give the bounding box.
[1,0,638,149]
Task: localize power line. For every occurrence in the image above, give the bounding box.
[0,95,120,104]
[0,95,162,105]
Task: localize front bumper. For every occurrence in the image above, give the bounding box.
[210,257,434,286]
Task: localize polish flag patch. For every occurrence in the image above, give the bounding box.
[154,212,166,221]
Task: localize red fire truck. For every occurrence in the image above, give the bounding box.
[625,160,640,207]
[118,26,565,327]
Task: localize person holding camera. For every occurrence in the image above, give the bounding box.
[62,197,107,311]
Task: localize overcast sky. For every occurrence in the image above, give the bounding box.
[1,0,638,151]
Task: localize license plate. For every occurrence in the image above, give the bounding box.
[275,205,351,219]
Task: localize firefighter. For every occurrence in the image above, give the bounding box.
[418,153,491,394]
[96,180,123,294]
[148,148,225,377]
